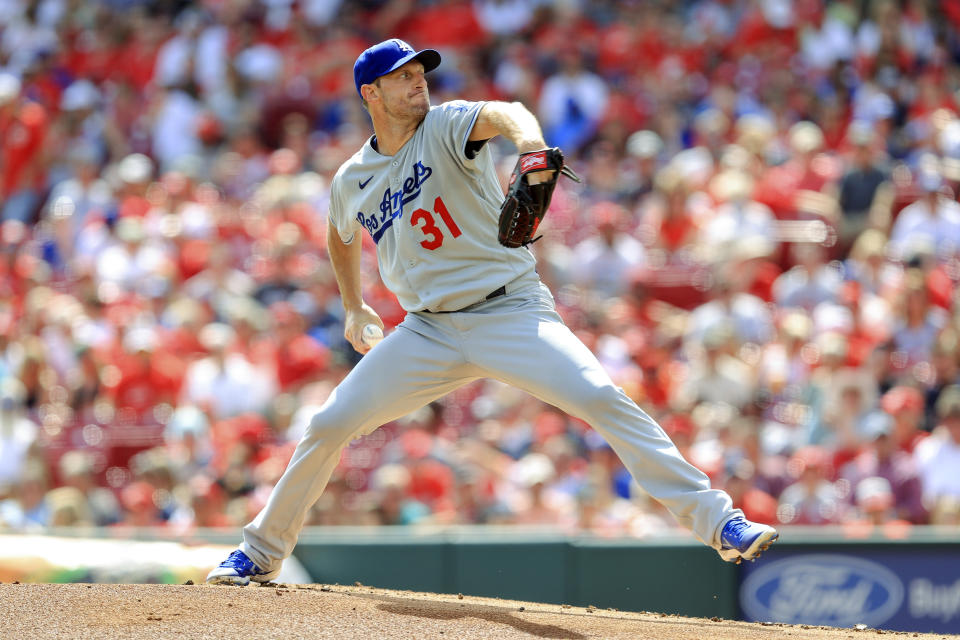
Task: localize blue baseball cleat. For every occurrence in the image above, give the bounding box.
[717,516,779,564]
[206,549,276,585]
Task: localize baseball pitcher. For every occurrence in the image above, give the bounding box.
[208,39,778,585]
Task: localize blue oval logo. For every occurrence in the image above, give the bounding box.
[741,554,905,627]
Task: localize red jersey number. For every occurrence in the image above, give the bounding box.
[411,196,462,250]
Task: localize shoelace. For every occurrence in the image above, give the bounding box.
[725,519,749,537]
[222,550,254,571]
[722,518,751,547]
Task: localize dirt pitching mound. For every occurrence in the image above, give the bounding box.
[1,583,955,640]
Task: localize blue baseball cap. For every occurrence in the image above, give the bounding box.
[353,39,441,97]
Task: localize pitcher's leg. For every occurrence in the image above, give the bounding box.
[241,318,477,572]
[467,295,738,548]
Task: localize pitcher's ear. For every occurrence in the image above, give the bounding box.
[361,83,379,105]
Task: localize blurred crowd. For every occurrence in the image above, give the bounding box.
[2,0,960,538]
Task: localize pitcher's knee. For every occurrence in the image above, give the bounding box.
[303,409,360,445]
[570,382,624,417]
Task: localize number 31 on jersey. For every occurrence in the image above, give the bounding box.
[410,196,461,250]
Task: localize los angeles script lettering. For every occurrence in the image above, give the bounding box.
[357,161,433,238]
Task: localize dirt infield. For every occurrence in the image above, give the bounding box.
[1,583,956,640]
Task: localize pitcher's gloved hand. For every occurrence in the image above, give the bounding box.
[497,147,580,248]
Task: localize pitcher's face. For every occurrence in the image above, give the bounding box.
[371,60,430,121]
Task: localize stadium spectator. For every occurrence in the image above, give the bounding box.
[723,459,778,527]
[181,323,274,420]
[623,130,663,205]
[369,463,429,526]
[570,201,645,300]
[638,167,699,254]
[117,480,164,528]
[537,48,609,155]
[915,385,960,512]
[674,324,755,411]
[810,367,877,463]
[57,451,121,527]
[773,242,843,312]
[0,72,48,223]
[47,487,94,527]
[0,458,50,529]
[842,229,897,297]
[888,167,960,263]
[700,167,777,263]
[840,411,927,524]
[42,143,114,247]
[777,446,845,525]
[835,123,894,250]
[473,0,535,37]
[0,378,38,489]
[925,330,960,429]
[881,385,929,455]
[266,301,331,393]
[891,268,949,368]
[684,268,774,349]
[182,244,257,320]
[846,475,912,532]
[108,325,181,422]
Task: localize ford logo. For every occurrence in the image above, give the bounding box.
[741,554,905,627]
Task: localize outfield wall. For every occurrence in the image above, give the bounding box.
[287,526,960,634]
[287,528,738,619]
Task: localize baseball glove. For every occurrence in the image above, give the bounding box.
[498,147,580,248]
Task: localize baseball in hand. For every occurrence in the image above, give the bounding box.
[361,324,384,347]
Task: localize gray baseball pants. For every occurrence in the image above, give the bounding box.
[241,282,740,573]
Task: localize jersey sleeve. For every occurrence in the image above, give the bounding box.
[430,100,488,171]
[328,174,361,244]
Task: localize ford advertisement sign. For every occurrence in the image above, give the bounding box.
[740,551,960,634]
[740,555,903,627]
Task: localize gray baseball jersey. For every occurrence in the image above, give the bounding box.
[234,99,746,580]
[329,100,537,312]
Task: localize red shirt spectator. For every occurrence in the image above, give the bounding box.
[726,463,779,526]
[397,1,485,51]
[882,386,929,454]
[106,330,184,421]
[115,481,165,527]
[0,98,48,198]
[269,302,330,392]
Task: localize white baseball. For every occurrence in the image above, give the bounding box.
[361,324,384,347]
